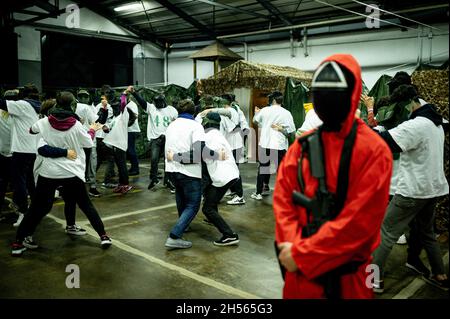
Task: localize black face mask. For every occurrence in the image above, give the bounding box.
[311,62,355,132]
[154,95,167,109]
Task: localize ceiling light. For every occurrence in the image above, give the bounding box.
[114,3,141,12]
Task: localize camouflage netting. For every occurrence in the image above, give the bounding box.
[201,60,313,96]
[412,66,449,234]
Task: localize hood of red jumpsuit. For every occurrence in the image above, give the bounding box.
[320,54,362,138]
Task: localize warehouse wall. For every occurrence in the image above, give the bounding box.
[167,23,449,90]
[14,0,163,89]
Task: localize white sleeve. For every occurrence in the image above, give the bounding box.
[239,109,249,130]
[30,118,43,134]
[285,113,296,133]
[146,103,156,115]
[195,114,203,123]
[253,110,262,126]
[192,124,206,143]
[6,100,25,116]
[77,122,94,148]
[389,118,424,152]
[171,106,178,120]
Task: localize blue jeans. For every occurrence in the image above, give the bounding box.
[127,132,139,173]
[167,172,202,238]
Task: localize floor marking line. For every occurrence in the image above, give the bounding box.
[101,203,177,221]
[392,251,449,299]
[46,213,261,299]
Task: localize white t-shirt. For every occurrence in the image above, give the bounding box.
[253,105,296,150]
[145,103,178,140]
[204,128,239,187]
[165,117,205,179]
[95,103,113,139]
[298,109,323,134]
[76,103,97,131]
[6,100,40,154]
[235,105,250,130]
[0,110,13,157]
[31,118,94,181]
[389,116,449,198]
[103,109,130,152]
[222,107,243,150]
[127,101,141,133]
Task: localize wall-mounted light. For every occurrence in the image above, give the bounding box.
[114,3,141,12]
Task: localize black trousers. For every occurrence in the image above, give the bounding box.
[256,147,286,195]
[111,147,129,185]
[16,176,106,241]
[96,138,116,184]
[203,179,238,237]
[11,152,36,214]
[0,154,12,214]
[229,149,243,197]
[150,135,168,184]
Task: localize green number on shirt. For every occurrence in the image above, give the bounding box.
[154,115,160,127]
[163,116,170,127]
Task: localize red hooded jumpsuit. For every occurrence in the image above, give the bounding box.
[274,54,393,299]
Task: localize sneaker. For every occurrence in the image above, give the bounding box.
[422,275,449,291]
[113,185,123,193]
[148,180,160,190]
[88,188,102,197]
[251,193,263,201]
[372,280,384,294]
[23,236,38,249]
[262,184,271,196]
[100,235,112,249]
[227,195,246,205]
[11,241,26,256]
[396,234,407,245]
[166,181,176,194]
[128,170,140,176]
[101,182,118,189]
[225,191,236,198]
[203,218,214,226]
[13,213,24,227]
[405,257,431,278]
[120,185,134,194]
[65,225,87,236]
[214,234,240,246]
[9,202,19,213]
[165,237,192,250]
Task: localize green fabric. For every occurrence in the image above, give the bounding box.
[283,77,308,130]
[369,74,392,104]
[187,81,198,100]
[163,84,189,106]
[376,99,413,130]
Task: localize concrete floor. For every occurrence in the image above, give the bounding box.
[0,161,448,299]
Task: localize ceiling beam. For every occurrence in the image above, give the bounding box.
[256,0,293,26]
[74,0,166,48]
[195,0,269,20]
[34,0,59,14]
[153,0,217,39]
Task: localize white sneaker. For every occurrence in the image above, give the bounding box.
[396,234,407,245]
[23,236,38,249]
[165,237,192,250]
[65,225,87,236]
[251,193,262,201]
[227,196,246,205]
[13,213,24,227]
